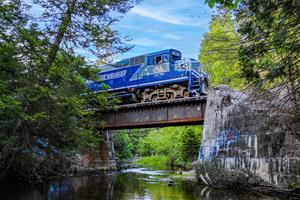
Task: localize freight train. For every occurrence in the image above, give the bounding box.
[87,49,208,103]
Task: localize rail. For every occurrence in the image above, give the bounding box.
[95,96,207,112]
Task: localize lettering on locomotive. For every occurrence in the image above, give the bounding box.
[100,70,127,81]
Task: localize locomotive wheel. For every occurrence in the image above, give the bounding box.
[151,94,158,101]
[137,95,144,103]
[132,94,138,103]
[168,93,175,100]
[183,91,189,98]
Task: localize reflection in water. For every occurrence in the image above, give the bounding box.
[0,169,282,200]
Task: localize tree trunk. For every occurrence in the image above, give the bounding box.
[44,0,76,70]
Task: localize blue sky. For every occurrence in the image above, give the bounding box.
[113,0,212,61]
[28,0,213,62]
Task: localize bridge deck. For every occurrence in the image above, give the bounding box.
[98,96,207,130]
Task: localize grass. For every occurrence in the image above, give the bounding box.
[134,155,169,170]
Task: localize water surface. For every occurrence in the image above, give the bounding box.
[0,168,282,200]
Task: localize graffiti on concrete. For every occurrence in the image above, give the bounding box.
[216,128,240,150]
[200,128,240,160]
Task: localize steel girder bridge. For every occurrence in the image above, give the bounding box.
[98,96,207,130]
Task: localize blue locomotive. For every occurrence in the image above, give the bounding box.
[87,49,208,103]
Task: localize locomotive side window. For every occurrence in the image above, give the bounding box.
[154,56,163,64]
[162,54,169,63]
[154,54,169,64]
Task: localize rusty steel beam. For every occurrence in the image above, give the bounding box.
[98,96,207,130]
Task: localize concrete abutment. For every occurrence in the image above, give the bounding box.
[199,85,300,187]
[71,130,116,173]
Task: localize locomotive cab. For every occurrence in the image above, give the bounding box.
[145,49,181,66]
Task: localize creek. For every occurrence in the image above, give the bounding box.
[0,168,282,200]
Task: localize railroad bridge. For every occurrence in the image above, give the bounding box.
[91,96,206,170]
[98,96,207,130]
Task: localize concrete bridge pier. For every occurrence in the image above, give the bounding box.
[72,130,116,172]
[98,130,117,170]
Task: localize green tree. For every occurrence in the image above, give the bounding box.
[136,126,202,169]
[204,0,240,9]
[180,127,201,161]
[236,0,300,137]
[237,0,299,92]
[199,10,244,89]
[0,0,137,182]
[204,0,299,137]
[113,131,134,161]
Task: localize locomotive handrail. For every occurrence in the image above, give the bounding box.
[191,69,201,77]
[188,69,192,93]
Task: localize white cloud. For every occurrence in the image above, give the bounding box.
[130,4,209,27]
[128,37,164,47]
[163,33,182,40]
[131,7,186,25]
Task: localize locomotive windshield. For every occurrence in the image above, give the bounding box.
[170,50,181,62]
[191,61,201,72]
